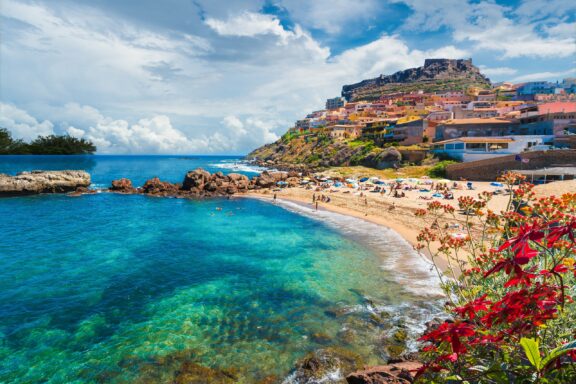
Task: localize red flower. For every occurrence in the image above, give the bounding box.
[547,218,576,247]
[498,222,544,264]
[419,321,476,356]
[454,294,491,320]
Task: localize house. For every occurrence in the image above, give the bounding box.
[329,124,363,139]
[393,117,424,145]
[430,136,554,162]
[326,97,346,110]
[434,118,517,141]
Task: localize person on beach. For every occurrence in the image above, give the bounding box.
[273,193,277,201]
[315,201,318,211]
[312,194,316,203]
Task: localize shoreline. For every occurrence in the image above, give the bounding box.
[242,190,451,272]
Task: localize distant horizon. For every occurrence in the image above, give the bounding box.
[1,0,575,154]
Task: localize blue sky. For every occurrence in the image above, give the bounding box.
[1,0,575,154]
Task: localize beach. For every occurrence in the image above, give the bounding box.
[245,179,535,272]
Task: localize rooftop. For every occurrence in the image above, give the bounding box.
[434,137,514,145]
[442,118,514,125]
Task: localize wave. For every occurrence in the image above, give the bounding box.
[210,160,270,174]
[258,198,445,298]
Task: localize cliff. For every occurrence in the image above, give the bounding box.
[342,59,491,101]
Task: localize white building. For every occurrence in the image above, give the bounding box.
[431,135,554,162]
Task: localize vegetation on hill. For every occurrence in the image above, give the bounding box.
[0,128,96,155]
[247,132,404,170]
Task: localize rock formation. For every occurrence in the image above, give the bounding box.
[0,170,91,196]
[110,178,135,193]
[346,360,422,384]
[342,59,491,101]
[108,168,293,198]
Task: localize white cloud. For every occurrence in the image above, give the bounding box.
[510,68,576,83]
[66,126,86,138]
[478,66,518,76]
[0,103,54,141]
[394,0,576,59]
[279,0,379,34]
[205,12,288,38]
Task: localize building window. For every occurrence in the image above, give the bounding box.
[466,143,486,151]
[454,143,464,150]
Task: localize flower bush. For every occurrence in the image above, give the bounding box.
[414,172,576,383]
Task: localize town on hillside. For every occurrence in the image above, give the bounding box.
[270,60,576,182]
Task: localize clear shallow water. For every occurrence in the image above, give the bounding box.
[0,156,442,383]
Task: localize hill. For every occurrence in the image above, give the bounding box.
[247,133,402,171]
[341,59,491,101]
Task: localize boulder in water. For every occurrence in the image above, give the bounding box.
[0,170,91,196]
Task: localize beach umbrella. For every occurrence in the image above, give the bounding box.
[300,180,310,184]
[396,178,405,182]
[359,177,369,182]
[408,178,418,183]
[276,181,288,186]
[345,178,356,183]
[490,182,504,187]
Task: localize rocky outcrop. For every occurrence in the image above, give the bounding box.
[110,178,135,193]
[248,136,402,170]
[108,168,282,198]
[346,361,422,384]
[288,348,364,384]
[0,170,91,196]
[342,59,491,101]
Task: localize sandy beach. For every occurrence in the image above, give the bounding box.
[245,179,571,273]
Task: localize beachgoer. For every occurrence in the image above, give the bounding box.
[315,201,318,211]
[273,193,277,201]
[312,194,316,203]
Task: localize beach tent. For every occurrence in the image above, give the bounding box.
[334,182,343,187]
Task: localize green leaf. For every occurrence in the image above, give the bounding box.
[520,338,541,371]
[541,340,576,371]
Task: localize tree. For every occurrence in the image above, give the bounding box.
[27,135,96,154]
[0,128,96,155]
[0,128,27,154]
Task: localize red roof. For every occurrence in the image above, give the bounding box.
[538,102,576,114]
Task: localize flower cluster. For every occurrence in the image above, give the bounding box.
[414,173,576,383]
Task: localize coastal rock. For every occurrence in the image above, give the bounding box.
[142,177,179,195]
[346,361,422,384]
[182,168,212,190]
[174,361,236,384]
[288,348,364,383]
[0,170,91,196]
[254,171,277,188]
[110,178,135,193]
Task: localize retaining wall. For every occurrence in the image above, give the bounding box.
[445,150,576,181]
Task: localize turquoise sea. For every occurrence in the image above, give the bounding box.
[0,156,443,383]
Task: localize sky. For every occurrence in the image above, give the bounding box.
[0,0,575,154]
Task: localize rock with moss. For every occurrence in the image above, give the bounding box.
[288,348,364,383]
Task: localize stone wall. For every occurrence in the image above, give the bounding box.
[446,150,576,181]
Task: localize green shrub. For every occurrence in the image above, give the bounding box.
[427,160,457,178]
